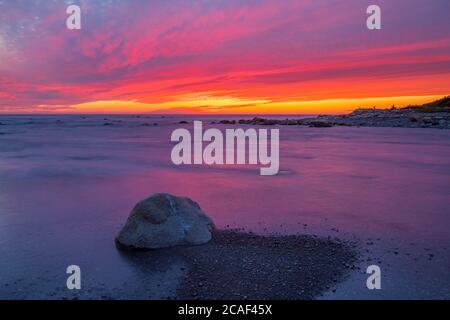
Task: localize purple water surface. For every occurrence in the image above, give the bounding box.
[0,115,449,299]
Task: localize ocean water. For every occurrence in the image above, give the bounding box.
[0,115,449,299]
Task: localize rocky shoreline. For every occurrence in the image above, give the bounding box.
[110,193,358,300]
[217,96,450,129]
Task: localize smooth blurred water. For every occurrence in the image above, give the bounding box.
[0,115,449,299]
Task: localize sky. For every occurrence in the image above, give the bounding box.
[0,0,449,114]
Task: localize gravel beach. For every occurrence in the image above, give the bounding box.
[174,230,358,300]
[111,229,360,300]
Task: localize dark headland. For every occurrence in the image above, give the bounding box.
[218,96,450,129]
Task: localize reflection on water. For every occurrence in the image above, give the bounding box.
[0,115,450,299]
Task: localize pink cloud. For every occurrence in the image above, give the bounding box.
[0,0,449,112]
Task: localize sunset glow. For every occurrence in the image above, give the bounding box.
[1,0,449,114]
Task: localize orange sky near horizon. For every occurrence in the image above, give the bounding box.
[61,94,447,115]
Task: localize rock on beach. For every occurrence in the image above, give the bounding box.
[116,193,215,250]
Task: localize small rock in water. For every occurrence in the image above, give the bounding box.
[115,193,215,250]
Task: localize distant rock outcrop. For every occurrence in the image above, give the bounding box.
[310,96,450,129]
[218,96,450,129]
[116,193,215,250]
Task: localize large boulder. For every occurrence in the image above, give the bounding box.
[116,193,215,250]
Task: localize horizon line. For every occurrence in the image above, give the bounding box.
[1,94,448,115]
